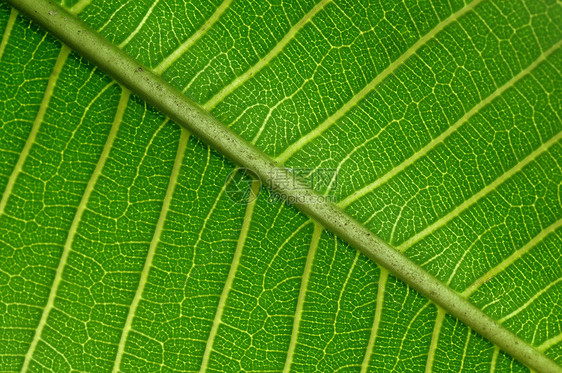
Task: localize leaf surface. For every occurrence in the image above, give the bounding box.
[0,0,561,372]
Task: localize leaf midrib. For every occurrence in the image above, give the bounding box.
[5,1,560,372]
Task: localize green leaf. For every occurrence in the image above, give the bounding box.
[0,0,561,372]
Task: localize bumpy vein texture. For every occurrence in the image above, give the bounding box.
[0,0,560,372]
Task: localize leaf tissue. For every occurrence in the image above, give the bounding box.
[0,0,561,372]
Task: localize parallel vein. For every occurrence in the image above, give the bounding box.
[204,0,332,110]
[360,269,388,372]
[283,223,322,373]
[0,46,70,217]
[463,219,562,297]
[198,179,260,372]
[341,39,562,209]
[275,0,485,164]
[153,0,233,74]
[0,7,16,60]
[398,129,562,252]
[112,128,189,373]
[20,89,130,372]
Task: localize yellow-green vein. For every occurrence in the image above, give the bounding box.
[112,128,189,373]
[283,222,323,373]
[20,88,130,372]
[425,307,446,373]
[0,7,17,60]
[275,0,485,164]
[198,179,261,372]
[203,0,333,111]
[340,39,562,209]
[462,219,562,297]
[0,46,70,217]
[154,0,232,74]
[118,0,161,48]
[360,268,388,373]
[398,130,562,252]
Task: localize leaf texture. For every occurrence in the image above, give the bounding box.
[0,0,561,372]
